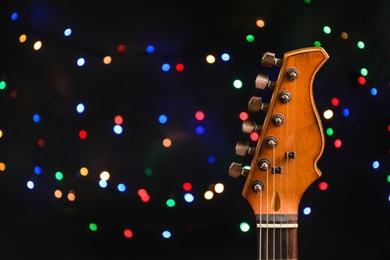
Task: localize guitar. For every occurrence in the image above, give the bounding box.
[229,47,329,259]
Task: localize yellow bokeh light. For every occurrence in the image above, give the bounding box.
[206,54,216,64]
[33,41,42,50]
[19,34,27,43]
[162,138,172,147]
[256,19,265,28]
[103,56,112,64]
[214,183,224,193]
[67,190,76,201]
[100,170,110,181]
[80,167,88,176]
[323,109,334,119]
[54,189,62,199]
[0,129,3,138]
[0,162,6,171]
[204,190,214,200]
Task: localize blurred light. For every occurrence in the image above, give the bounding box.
[159,114,168,124]
[103,56,112,64]
[304,0,311,4]
[37,138,45,147]
[326,128,334,136]
[323,109,333,119]
[117,45,126,53]
[113,125,123,134]
[239,112,249,121]
[314,41,321,47]
[89,223,98,231]
[357,76,366,85]
[323,26,331,34]
[204,190,214,200]
[256,19,265,28]
[34,166,42,175]
[145,168,153,177]
[138,189,147,197]
[214,183,224,193]
[162,230,171,239]
[370,88,377,96]
[372,160,380,169]
[360,68,368,76]
[140,194,150,202]
[99,180,108,188]
[11,12,18,21]
[195,111,205,121]
[124,229,133,238]
[33,41,42,50]
[318,181,328,191]
[341,32,349,39]
[342,108,350,117]
[76,103,85,113]
[77,58,85,66]
[334,139,342,148]
[67,190,76,201]
[183,182,192,191]
[387,175,390,183]
[207,155,216,164]
[114,115,123,125]
[162,138,172,147]
[161,63,170,72]
[80,167,88,176]
[11,90,17,98]
[206,54,216,64]
[55,171,64,181]
[250,132,259,141]
[221,53,230,61]
[146,45,155,53]
[175,63,184,72]
[303,207,311,215]
[357,41,365,49]
[117,183,126,192]
[100,171,110,181]
[33,114,40,123]
[331,97,339,106]
[184,193,194,203]
[79,129,87,139]
[195,126,205,135]
[0,162,6,171]
[64,28,72,36]
[240,222,250,232]
[166,199,175,207]
[27,180,34,189]
[19,34,27,43]
[0,81,6,90]
[233,79,243,89]
[246,34,254,42]
[54,190,62,198]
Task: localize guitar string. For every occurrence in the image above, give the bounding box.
[273,146,277,259]
[259,183,262,260]
[285,90,290,260]
[279,118,284,259]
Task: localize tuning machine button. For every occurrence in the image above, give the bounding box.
[255,73,276,90]
[235,140,255,156]
[228,162,249,178]
[242,120,262,134]
[248,96,269,112]
[261,52,282,67]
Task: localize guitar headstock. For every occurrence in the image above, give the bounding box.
[229,47,329,217]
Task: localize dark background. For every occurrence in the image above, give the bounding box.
[1,0,390,259]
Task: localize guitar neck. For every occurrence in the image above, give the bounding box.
[256,214,298,260]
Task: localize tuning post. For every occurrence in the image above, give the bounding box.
[255,73,276,90]
[279,90,292,103]
[261,52,282,67]
[252,180,264,193]
[258,158,271,171]
[271,113,285,126]
[229,162,249,178]
[286,67,299,81]
[242,120,262,134]
[264,136,278,149]
[235,140,255,156]
[248,96,269,112]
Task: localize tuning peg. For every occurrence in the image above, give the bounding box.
[255,73,276,90]
[228,162,249,178]
[261,51,282,67]
[242,120,262,134]
[235,140,255,156]
[248,96,269,112]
